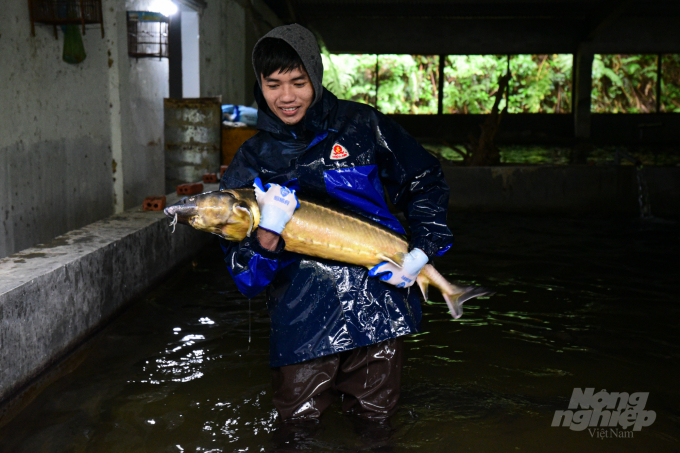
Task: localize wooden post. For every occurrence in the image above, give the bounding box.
[438,54,445,115]
[656,53,662,113]
[374,55,379,108]
[505,54,510,111]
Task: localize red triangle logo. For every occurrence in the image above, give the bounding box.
[330,143,349,160]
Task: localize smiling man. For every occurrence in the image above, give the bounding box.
[261,67,314,125]
[219,24,453,426]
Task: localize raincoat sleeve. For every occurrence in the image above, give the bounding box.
[373,112,454,259]
[219,235,285,299]
[218,149,285,298]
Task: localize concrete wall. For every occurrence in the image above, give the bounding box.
[0,188,214,408]
[443,166,680,219]
[199,1,247,103]
[1,0,265,259]
[0,0,113,260]
[393,114,680,145]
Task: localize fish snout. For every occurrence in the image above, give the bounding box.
[164,197,199,223]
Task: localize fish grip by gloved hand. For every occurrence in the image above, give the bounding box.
[368,248,429,288]
[253,177,300,235]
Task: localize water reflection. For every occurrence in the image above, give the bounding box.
[0,214,679,452]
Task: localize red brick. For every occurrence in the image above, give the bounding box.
[176,183,204,196]
[202,173,218,184]
[143,196,166,211]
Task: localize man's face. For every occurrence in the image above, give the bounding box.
[261,67,314,125]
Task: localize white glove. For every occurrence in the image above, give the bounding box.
[368,248,428,288]
[253,177,299,235]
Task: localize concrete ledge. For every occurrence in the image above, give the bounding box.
[0,186,217,405]
[443,166,680,218]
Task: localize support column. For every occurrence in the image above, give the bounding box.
[104,1,125,213]
[169,13,183,99]
[572,41,594,163]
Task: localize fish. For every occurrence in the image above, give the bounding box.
[164,189,492,318]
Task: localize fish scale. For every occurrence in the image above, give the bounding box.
[282,198,408,269]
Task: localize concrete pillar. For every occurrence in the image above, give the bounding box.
[104,0,125,213]
[573,42,594,139]
[572,42,594,163]
[199,1,247,103]
[169,13,183,99]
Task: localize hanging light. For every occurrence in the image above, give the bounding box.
[151,0,178,17]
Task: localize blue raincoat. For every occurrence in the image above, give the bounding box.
[220,86,453,368]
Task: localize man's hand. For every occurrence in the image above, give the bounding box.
[368,248,429,288]
[253,178,299,235]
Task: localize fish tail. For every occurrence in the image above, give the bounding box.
[443,286,494,319]
[420,264,494,319]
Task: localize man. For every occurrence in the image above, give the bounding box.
[219,24,453,423]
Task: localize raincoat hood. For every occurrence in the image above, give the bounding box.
[252,24,324,107]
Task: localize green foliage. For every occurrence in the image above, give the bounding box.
[324,53,572,114]
[592,54,658,113]
[661,54,680,113]
[377,55,439,114]
[443,55,505,114]
[444,54,572,114]
[508,54,572,113]
[323,52,679,115]
[322,54,439,114]
[321,53,377,105]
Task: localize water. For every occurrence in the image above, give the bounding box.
[1,213,679,452]
[636,168,652,219]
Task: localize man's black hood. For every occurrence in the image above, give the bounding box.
[251,24,324,107]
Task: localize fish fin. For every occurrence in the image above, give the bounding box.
[416,275,429,301]
[377,253,404,267]
[234,206,254,237]
[392,252,407,268]
[444,286,495,319]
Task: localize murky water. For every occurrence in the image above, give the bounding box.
[1,213,679,452]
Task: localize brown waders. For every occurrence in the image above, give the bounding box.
[271,337,404,422]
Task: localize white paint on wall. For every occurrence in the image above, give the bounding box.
[181,7,200,98]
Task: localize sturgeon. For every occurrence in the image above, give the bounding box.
[164,189,492,318]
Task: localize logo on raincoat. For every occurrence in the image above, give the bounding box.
[330,143,349,160]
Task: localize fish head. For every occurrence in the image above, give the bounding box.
[164,189,260,241]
